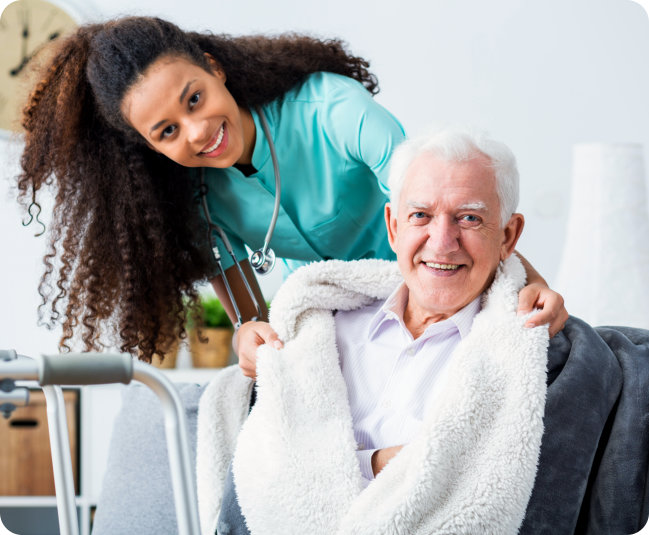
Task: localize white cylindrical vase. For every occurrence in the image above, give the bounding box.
[555,143,649,328]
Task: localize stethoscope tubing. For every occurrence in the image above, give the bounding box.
[198,107,281,327]
[199,189,262,327]
[258,108,281,263]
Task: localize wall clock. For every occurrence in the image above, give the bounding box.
[0,0,83,134]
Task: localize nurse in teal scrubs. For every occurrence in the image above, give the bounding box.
[18,17,567,367]
[200,71,402,276]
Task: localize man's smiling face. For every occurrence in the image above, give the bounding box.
[386,151,523,328]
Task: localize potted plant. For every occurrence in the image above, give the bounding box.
[149,338,181,369]
[188,295,234,368]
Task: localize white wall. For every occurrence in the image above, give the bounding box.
[2,0,648,355]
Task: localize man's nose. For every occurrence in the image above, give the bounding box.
[428,217,461,253]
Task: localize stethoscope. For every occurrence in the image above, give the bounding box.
[199,108,280,328]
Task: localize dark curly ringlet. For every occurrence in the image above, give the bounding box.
[16,16,379,362]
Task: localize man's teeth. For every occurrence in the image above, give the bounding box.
[425,262,460,270]
[201,125,224,154]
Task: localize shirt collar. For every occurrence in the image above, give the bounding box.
[366,283,406,339]
[367,283,481,341]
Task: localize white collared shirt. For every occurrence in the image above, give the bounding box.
[335,283,481,484]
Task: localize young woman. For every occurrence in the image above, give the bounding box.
[17,16,567,368]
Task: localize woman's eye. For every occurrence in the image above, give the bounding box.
[189,92,201,107]
[161,124,176,139]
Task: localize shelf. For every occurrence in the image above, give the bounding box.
[0,497,59,507]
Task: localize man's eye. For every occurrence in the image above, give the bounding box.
[189,92,201,107]
[460,214,481,224]
[161,125,176,138]
[408,212,429,224]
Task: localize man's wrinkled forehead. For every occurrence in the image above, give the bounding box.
[405,200,488,212]
[400,153,497,200]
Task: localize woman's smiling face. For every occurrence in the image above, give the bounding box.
[121,54,255,167]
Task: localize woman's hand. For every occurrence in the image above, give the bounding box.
[517,282,568,337]
[234,320,283,379]
[515,251,568,337]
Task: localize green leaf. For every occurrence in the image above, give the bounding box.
[189,296,233,329]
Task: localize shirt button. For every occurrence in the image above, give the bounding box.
[382,399,392,409]
[406,347,416,357]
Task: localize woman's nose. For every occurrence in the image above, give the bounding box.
[186,118,210,145]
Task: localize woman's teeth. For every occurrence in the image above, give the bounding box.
[201,125,225,154]
[425,262,460,270]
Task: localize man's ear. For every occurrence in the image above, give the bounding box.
[385,203,398,254]
[204,53,226,82]
[500,213,525,261]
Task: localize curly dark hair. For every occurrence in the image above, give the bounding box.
[16,17,380,361]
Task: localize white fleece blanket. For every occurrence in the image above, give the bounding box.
[197,257,549,535]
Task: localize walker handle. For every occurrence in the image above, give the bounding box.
[39,353,134,386]
[0,349,17,361]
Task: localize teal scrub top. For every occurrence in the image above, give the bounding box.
[202,72,406,272]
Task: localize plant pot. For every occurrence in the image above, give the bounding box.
[140,339,180,369]
[189,327,233,368]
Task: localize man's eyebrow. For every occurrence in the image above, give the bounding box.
[404,201,488,211]
[457,202,487,211]
[406,201,432,210]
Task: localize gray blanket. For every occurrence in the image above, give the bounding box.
[521,318,649,534]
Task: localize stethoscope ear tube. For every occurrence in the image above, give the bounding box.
[198,107,281,325]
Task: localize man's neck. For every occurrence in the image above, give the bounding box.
[403,295,481,340]
[404,307,451,340]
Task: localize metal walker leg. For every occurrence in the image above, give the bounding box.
[0,350,200,535]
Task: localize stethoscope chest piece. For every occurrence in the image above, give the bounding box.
[250,247,276,275]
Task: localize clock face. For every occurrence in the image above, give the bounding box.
[0,0,78,133]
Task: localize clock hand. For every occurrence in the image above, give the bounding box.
[19,6,29,65]
[10,6,30,76]
[9,31,61,77]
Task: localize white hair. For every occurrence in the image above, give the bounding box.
[387,126,519,226]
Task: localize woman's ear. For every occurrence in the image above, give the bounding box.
[204,53,226,82]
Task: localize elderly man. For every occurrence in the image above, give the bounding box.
[336,129,525,484]
[196,128,649,535]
